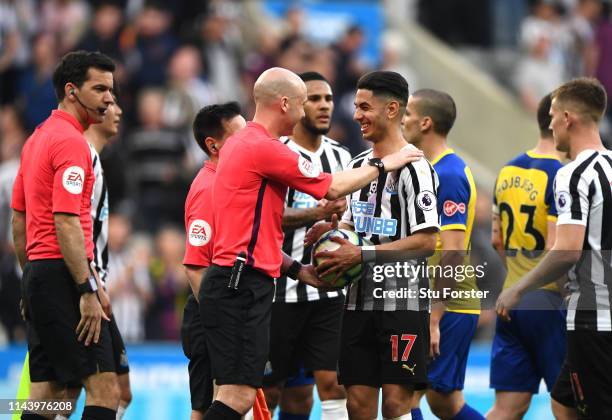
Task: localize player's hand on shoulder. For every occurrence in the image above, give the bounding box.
[304,214,339,247]
[381,145,424,172]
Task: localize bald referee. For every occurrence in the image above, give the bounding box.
[200,67,424,420]
[11,51,119,420]
[497,78,612,419]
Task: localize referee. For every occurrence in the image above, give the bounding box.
[182,102,246,420]
[497,78,612,419]
[11,51,119,420]
[200,67,424,420]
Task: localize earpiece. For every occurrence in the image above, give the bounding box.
[70,89,75,96]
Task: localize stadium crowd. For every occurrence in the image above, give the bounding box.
[0,0,611,347]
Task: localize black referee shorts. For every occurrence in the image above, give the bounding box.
[338,309,429,389]
[199,265,275,388]
[552,330,612,419]
[263,296,344,386]
[23,260,115,385]
[181,294,213,412]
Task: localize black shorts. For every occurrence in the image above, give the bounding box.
[109,315,129,375]
[338,310,429,389]
[23,260,115,385]
[199,265,275,388]
[181,294,213,412]
[263,296,344,386]
[551,330,612,419]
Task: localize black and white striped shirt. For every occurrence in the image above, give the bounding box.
[341,148,439,311]
[90,144,109,283]
[274,136,352,303]
[554,149,612,332]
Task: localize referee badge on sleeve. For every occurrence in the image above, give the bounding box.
[62,166,85,194]
[298,155,321,178]
[556,191,572,212]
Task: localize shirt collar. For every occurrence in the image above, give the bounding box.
[204,160,217,172]
[430,148,454,166]
[51,109,85,134]
[247,121,274,138]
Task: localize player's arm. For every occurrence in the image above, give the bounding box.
[496,224,584,320]
[325,148,422,199]
[11,209,27,269]
[546,218,569,295]
[280,251,326,289]
[184,265,208,303]
[282,198,346,230]
[491,212,506,268]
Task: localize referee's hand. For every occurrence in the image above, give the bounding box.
[304,214,339,248]
[76,293,110,346]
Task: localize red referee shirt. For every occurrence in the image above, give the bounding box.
[212,122,332,278]
[183,161,216,267]
[11,110,95,261]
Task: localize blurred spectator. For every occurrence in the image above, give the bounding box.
[0,105,26,342]
[124,1,178,93]
[0,0,20,104]
[594,7,612,144]
[566,0,602,78]
[40,0,90,53]
[163,46,217,166]
[146,226,189,340]
[199,6,244,102]
[126,88,190,230]
[17,32,58,132]
[0,105,25,246]
[514,25,565,114]
[380,30,418,88]
[77,1,128,82]
[107,214,154,342]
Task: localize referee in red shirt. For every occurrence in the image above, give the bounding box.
[11,51,119,420]
[182,102,246,420]
[201,67,424,420]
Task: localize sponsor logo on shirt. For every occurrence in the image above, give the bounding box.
[351,200,397,236]
[556,190,572,211]
[416,190,437,211]
[443,200,466,217]
[385,177,398,194]
[298,155,320,178]
[188,219,212,246]
[62,166,85,194]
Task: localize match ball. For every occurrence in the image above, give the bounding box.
[312,229,368,288]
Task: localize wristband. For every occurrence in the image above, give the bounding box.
[286,259,302,279]
[361,245,376,263]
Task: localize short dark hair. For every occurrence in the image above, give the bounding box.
[411,89,457,136]
[193,101,242,155]
[53,50,115,101]
[356,71,409,107]
[299,71,329,84]
[537,93,553,138]
[552,77,607,123]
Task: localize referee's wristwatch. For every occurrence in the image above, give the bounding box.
[368,158,385,176]
[77,275,98,295]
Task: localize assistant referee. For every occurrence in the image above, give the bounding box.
[200,67,424,420]
[11,51,119,420]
